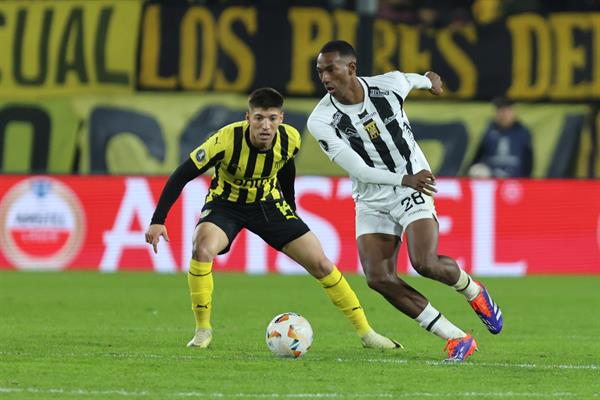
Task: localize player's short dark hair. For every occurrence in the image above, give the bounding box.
[248,87,284,109]
[319,40,357,59]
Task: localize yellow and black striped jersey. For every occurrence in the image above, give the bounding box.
[190,121,301,204]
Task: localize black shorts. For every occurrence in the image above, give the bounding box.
[197,199,310,254]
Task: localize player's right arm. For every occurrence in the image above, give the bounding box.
[146,130,226,253]
[307,109,437,196]
[307,115,403,186]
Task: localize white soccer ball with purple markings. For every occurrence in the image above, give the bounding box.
[265,312,313,358]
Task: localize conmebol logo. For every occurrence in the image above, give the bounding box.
[0,177,85,270]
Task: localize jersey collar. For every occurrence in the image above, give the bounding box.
[329,77,369,114]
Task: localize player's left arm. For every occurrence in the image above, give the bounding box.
[423,71,443,95]
[277,159,297,211]
[391,71,442,96]
[276,125,301,211]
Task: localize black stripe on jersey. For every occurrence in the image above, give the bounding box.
[204,151,225,172]
[261,151,274,177]
[237,187,248,204]
[366,82,414,175]
[392,92,405,118]
[254,184,264,203]
[278,125,290,160]
[221,180,232,200]
[209,165,220,191]
[328,103,375,167]
[335,128,374,167]
[227,126,244,175]
[264,180,274,201]
[256,152,273,202]
[243,150,258,178]
[358,109,396,172]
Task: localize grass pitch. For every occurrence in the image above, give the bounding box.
[1,272,599,399]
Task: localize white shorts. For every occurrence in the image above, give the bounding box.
[355,187,437,239]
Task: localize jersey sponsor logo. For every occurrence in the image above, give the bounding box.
[318,140,329,152]
[0,177,85,270]
[357,111,377,125]
[233,177,272,188]
[369,88,390,97]
[195,149,206,164]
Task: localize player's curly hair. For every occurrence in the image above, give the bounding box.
[248,87,284,109]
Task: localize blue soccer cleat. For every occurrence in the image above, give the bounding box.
[444,334,478,362]
[469,282,503,334]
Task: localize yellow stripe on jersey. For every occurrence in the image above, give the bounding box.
[189,121,301,205]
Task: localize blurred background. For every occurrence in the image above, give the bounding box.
[0,0,598,274]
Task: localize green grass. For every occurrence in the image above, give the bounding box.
[1,272,599,399]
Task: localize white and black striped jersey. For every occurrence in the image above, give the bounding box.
[307,71,432,203]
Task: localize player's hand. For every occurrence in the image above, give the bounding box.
[401,170,437,196]
[145,224,170,254]
[425,71,443,95]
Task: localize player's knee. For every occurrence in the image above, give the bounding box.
[192,244,217,262]
[313,258,334,277]
[365,271,396,292]
[410,253,438,277]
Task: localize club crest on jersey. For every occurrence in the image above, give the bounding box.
[369,88,389,97]
[358,109,381,140]
[364,120,381,139]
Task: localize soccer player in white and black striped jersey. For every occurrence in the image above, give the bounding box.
[307,40,504,362]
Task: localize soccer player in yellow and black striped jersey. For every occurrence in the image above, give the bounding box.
[145,88,401,350]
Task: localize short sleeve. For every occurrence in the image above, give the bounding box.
[189,129,227,170]
[286,124,302,157]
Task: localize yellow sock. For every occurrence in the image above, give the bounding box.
[188,259,213,329]
[318,266,372,337]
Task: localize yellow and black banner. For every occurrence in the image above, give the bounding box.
[0,0,141,97]
[1,2,598,101]
[137,3,600,101]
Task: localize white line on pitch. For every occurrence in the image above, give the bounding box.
[0,388,590,398]
[2,351,599,371]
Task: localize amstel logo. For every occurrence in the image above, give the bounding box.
[0,177,85,270]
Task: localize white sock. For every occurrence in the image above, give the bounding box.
[415,303,466,340]
[452,270,480,301]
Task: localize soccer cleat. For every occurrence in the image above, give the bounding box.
[469,282,503,334]
[361,330,404,349]
[444,335,478,362]
[186,328,213,348]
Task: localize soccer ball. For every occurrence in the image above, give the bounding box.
[265,312,313,358]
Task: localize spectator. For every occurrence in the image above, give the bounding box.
[469,96,533,178]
